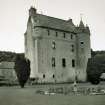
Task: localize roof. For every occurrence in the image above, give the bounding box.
[0,62,15,69]
[28,7,90,34]
[31,13,76,32]
[79,20,85,28]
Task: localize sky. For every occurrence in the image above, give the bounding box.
[0,0,105,53]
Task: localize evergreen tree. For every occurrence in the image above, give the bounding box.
[15,54,30,88]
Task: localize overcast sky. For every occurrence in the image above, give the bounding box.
[0,0,105,53]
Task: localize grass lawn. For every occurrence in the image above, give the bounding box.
[0,86,105,105]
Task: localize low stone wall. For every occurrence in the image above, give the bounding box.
[35,85,105,95]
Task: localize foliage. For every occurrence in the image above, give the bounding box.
[87,50,105,84]
[0,51,24,62]
[15,54,30,88]
[87,59,101,84]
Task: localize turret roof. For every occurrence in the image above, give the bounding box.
[79,20,85,28]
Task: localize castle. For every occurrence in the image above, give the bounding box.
[25,7,91,83]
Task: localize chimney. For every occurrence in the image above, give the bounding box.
[29,6,37,16]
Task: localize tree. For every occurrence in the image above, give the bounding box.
[87,58,101,84]
[15,54,30,88]
[87,54,105,84]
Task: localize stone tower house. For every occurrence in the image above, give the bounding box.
[24,7,91,83]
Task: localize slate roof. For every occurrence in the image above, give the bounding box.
[28,7,90,34]
[31,13,76,32]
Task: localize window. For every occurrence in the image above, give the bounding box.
[80,41,84,44]
[53,74,55,78]
[52,57,55,67]
[43,74,45,78]
[71,45,74,52]
[71,34,73,39]
[80,41,84,48]
[47,30,50,36]
[72,59,75,67]
[56,32,58,37]
[30,78,35,81]
[63,33,66,38]
[52,41,56,49]
[62,58,66,68]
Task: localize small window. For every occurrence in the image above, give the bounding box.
[71,45,74,52]
[72,59,75,67]
[47,30,50,36]
[63,33,66,38]
[30,78,35,81]
[62,58,66,68]
[56,32,58,37]
[80,41,84,44]
[52,41,56,49]
[52,57,55,67]
[53,74,55,78]
[43,74,45,78]
[71,34,73,39]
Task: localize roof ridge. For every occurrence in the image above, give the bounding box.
[37,13,69,22]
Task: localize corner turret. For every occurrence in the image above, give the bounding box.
[76,20,90,34]
[79,20,85,28]
[75,20,91,82]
